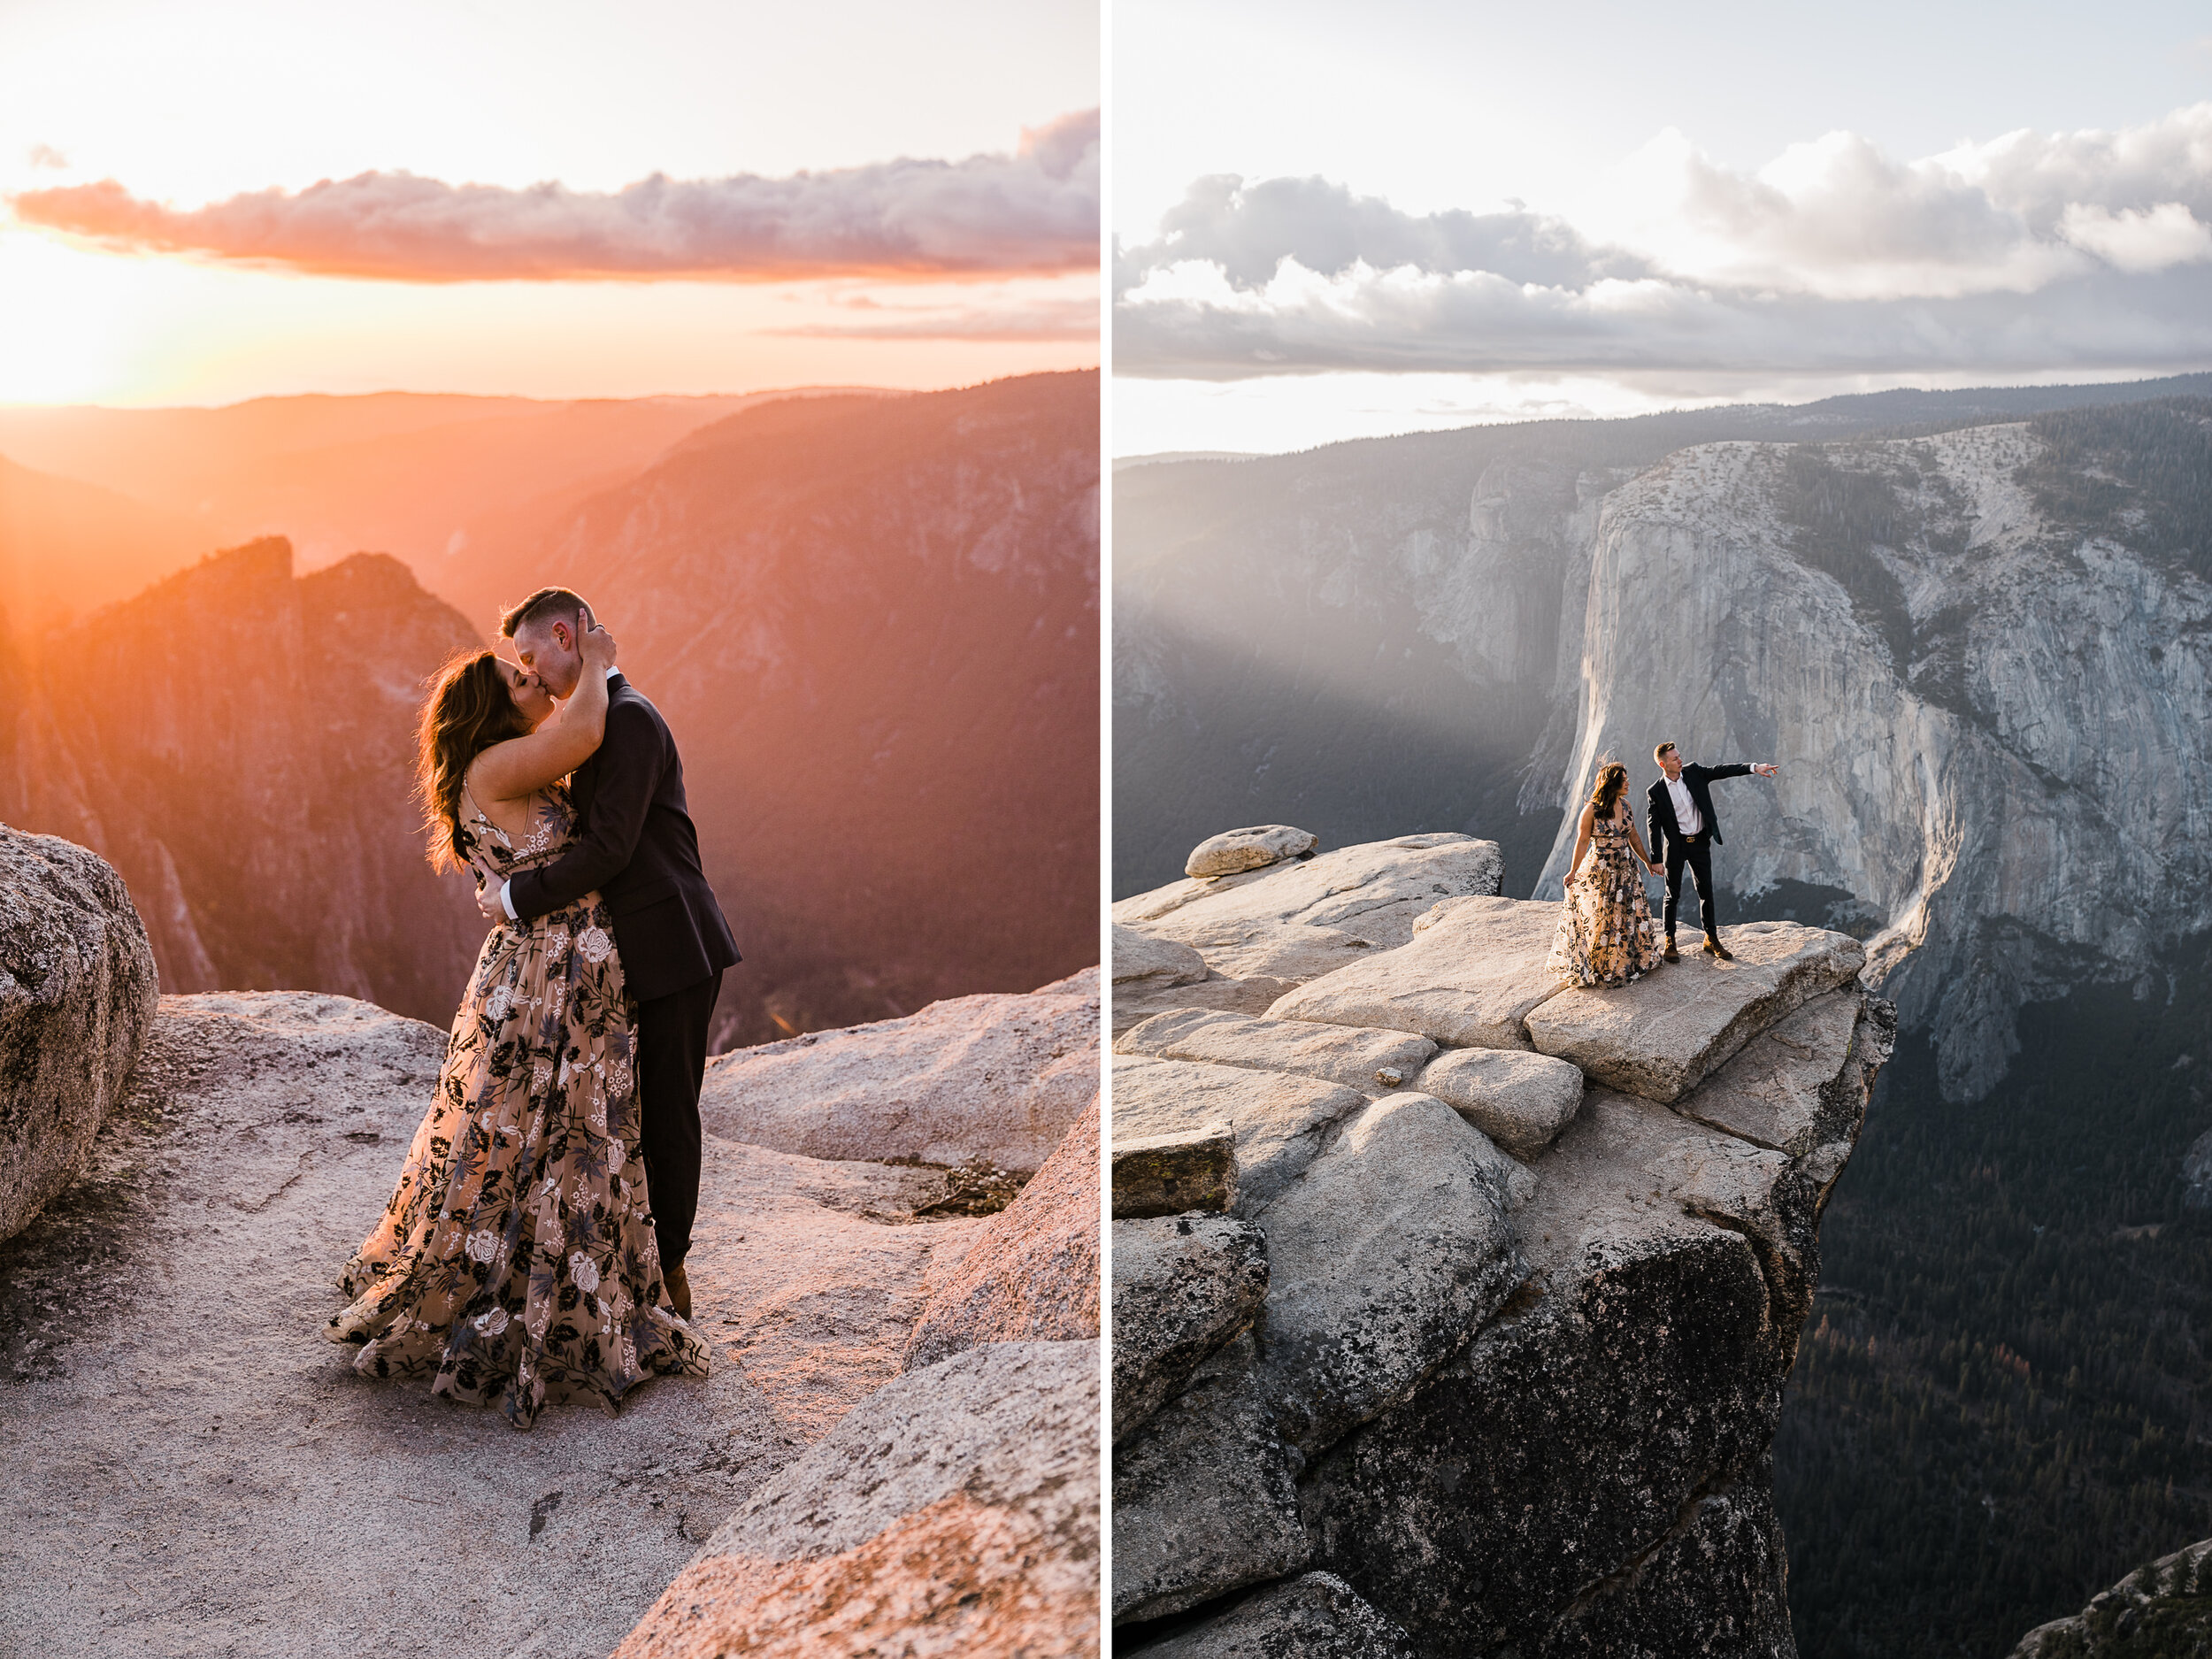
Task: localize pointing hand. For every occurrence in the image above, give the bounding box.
[1755,763,1778,778]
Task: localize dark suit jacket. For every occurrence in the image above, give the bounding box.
[1646,763,1754,857]
[507,672,741,1003]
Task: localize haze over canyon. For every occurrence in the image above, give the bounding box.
[1,370,1100,1048]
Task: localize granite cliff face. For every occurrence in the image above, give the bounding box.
[1115,392,2212,1102]
[1111,827,1893,1655]
[1,538,485,1024]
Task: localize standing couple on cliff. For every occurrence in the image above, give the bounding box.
[324,588,741,1430]
[1548,741,1779,989]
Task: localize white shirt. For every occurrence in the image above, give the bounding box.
[1664,772,1702,836]
[496,664,624,921]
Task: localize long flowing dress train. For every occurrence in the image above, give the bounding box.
[325,784,708,1428]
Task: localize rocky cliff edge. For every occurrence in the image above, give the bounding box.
[0,838,1100,1659]
[1112,826,1894,1656]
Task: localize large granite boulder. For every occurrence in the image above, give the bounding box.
[1416,1047,1586,1160]
[1265,895,1565,1049]
[1115,923,1210,989]
[1117,1007,1438,1092]
[618,1340,1100,1658]
[0,829,159,1241]
[697,972,1097,1173]
[1112,1214,1270,1444]
[1112,1337,1310,1624]
[1112,1055,1366,1217]
[1250,1093,1527,1454]
[1525,921,1865,1102]
[1186,825,1318,879]
[1141,1571,1420,1658]
[1114,834,1504,985]
[903,1096,1101,1371]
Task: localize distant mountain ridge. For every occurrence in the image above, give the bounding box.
[3,372,1099,1048]
[0,386,898,626]
[0,538,484,1020]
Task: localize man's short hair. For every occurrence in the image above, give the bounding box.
[499,588,595,640]
[1654,741,1678,764]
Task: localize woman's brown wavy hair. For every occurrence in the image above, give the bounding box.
[1588,757,1630,818]
[416,649,533,871]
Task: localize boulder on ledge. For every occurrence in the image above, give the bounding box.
[1113,924,1210,989]
[0,828,160,1242]
[1186,825,1318,879]
[1416,1047,1585,1160]
[1111,1056,1365,1217]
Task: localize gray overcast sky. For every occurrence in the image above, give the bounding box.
[1114,0,2212,452]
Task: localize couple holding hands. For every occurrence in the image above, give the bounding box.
[1550,741,1780,990]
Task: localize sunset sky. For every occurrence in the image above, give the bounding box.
[1116,0,2212,453]
[0,0,1098,406]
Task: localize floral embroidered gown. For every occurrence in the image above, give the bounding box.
[1548,805,1663,988]
[326,783,708,1428]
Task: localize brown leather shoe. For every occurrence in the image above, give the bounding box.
[1702,935,1734,962]
[664,1263,693,1322]
[1662,940,1680,963]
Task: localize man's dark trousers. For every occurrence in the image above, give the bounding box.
[634,972,720,1273]
[1664,833,1719,943]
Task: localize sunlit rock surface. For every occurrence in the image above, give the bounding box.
[0,923,1102,1655]
[0,827,157,1241]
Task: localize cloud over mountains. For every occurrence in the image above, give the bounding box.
[1117,103,2212,381]
[8,111,1099,282]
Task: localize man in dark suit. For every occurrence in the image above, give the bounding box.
[477,588,741,1320]
[1645,741,1778,964]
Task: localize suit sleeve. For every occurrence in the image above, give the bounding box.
[1646,787,1666,858]
[506,701,666,922]
[1708,763,1754,781]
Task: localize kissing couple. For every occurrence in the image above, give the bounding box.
[1548,741,1779,989]
[325,587,742,1430]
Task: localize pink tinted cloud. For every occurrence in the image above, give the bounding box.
[9,111,1099,282]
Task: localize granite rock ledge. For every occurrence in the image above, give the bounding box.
[1112,829,1895,1656]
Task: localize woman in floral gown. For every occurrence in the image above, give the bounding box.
[1548,757,1666,989]
[326,619,707,1428]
